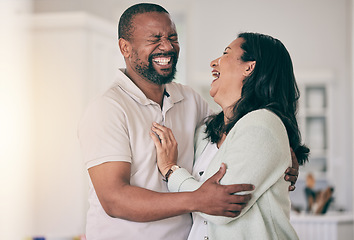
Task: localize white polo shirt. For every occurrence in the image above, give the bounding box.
[78,69,210,240]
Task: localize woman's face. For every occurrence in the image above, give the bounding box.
[209,37,254,109]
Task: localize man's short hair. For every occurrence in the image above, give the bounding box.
[118,3,169,41]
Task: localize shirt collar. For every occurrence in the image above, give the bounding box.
[116,68,184,106]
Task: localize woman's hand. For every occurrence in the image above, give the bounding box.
[150,122,178,176]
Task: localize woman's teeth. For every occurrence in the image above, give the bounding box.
[153,57,171,66]
[212,71,220,79]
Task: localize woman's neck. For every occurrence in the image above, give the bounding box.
[217,133,227,149]
[217,105,235,148]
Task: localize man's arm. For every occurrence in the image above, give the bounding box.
[285,149,299,191]
[89,161,253,222]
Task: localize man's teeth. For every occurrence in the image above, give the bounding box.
[153,57,171,66]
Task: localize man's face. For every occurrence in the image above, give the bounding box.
[128,12,180,85]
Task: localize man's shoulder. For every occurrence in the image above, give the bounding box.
[167,82,203,101]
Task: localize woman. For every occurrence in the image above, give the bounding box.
[151,32,309,239]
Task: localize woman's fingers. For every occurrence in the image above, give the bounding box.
[150,131,161,147]
[150,123,179,175]
[151,122,175,144]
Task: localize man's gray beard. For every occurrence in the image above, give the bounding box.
[134,58,177,85]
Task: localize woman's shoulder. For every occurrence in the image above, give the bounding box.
[231,109,286,136]
[240,109,282,126]
[225,109,290,153]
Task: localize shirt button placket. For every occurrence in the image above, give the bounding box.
[161,114,165,125]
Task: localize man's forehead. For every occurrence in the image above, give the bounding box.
[132,12,176,31]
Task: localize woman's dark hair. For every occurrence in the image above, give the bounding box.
[205,32,309,165]
[118,3,169,41]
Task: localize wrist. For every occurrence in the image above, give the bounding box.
[164,165,180,182]
[160,164,175,177]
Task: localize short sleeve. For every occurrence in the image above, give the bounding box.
[78,96,132,169]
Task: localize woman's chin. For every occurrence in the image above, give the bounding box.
[209,89,216,98]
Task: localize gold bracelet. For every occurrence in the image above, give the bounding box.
[164,165,180,182]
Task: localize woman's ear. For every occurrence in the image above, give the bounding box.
[244,61,256,76]
[118,38,132,58]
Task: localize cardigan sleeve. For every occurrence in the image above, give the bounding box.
[169,109,291,225]
[168,124,209,192]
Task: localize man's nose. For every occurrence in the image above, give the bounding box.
[158,38,174,51]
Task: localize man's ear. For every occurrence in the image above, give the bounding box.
[244,61,256,76]
[118,38,132,58]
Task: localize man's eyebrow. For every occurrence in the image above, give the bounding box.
[225,47,231,51]
[148,33,177,38]
[148,34,162,38]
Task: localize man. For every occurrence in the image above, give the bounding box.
[78,3,298,239]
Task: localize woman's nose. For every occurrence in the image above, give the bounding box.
[210,58,219,68]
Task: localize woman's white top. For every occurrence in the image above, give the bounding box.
[189,141,219,240]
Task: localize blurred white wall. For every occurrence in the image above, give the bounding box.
[352,0,354,214]
[1,0,353,238]
[0,0,34,239]
[30,11,123,238]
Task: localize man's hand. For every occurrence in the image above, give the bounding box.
[193,163,254,218]
[285,148,299,191]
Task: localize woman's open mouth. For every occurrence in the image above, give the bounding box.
[211,70,220,84]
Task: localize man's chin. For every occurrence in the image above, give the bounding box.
[152,68,176,84]
[136,63,176,85]
[154,66,173,75]
[155,75,174,85]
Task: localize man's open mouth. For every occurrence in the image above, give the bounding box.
[152,56,172,66]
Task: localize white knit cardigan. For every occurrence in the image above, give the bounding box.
[168,109,299,240]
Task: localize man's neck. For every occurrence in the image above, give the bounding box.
[125,68,165,107]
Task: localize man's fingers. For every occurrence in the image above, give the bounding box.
[226,183,254,195]
[229,193,252,204]
[223,211,241,218]
[208,163,227,184]
[285,174,297,183]
[285,167,298,176]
